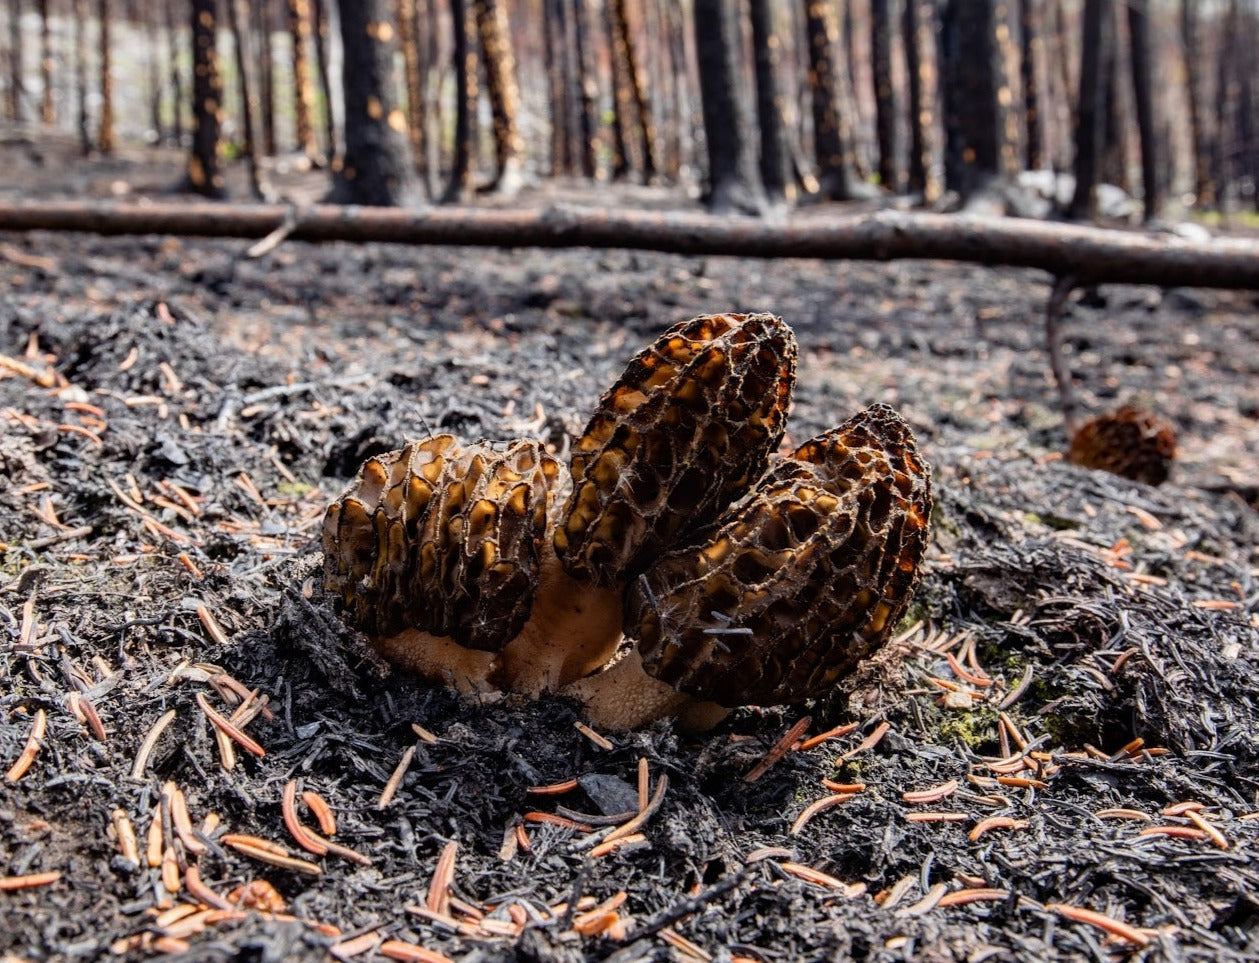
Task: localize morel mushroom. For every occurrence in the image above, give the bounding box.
[322,434,622,695]
[1066,405,1176,486]
[554,312,797,586]
[564,404,933,731]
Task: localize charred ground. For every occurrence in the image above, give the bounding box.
[1,147,1258,962]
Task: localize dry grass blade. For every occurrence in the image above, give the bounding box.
[195,693,265,757]
[378,745,416,810]
[379,940,455,963]
[5,708,47,783]
[223,836,322,876]
[790,793,855,836]
[902,779,959,804]
[840,720,891,762]
[969,816,1030,841]
[283,779,329,856]
[1046,903,1152,947]
[0,871,61,890]
[936,888,1009,907]
[525,778,579,796]
[745,716,812,783]
[426,840,458,915]
[1184,810,1229,849]
[603,774,668,844]
[796,721,860,751]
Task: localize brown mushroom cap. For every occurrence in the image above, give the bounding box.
[1066,405,1176,486]
[554,312,797,588]
[623,403,932,708]
[322,434,560,651]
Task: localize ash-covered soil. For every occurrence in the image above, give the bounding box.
[1,219,1257,963]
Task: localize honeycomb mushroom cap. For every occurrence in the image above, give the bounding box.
[1066,406,1176,486]
[554,312,797,587]
[322,434,560,651]
[623,403,932,708]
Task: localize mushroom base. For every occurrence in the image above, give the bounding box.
[560,648,730,732]
[366,543,624,698]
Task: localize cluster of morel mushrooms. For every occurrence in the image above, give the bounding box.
[322,313,933,731]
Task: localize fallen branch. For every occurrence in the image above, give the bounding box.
[1,201,1258,290]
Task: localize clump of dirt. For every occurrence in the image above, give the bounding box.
[1,221,1257,962]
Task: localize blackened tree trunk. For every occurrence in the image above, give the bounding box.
[573,0,598,178]
[312,0,338,161]
[1100,5,1127,193]
[1067,0,1110,220]
[543,0,572,176]
[397,0,426,177]
[74,0,90,153]
[166,2,184,145]
[693,0,764,214]
[613,0,656,180]
[255,0,277,156]
[606,0,633,179]
[288,0,321,163]
[1180,0,1212,207]
[7,0,22,122]
[1126,0,1160,222]
[939,0,1015,199]
[330,0,415,205]
[475,0,524,195]
[902,0,936,201]
[802,0,871,199]
[38,0,52,123]
[1020,0,1043,169]
[870,0,900,192]
[444,0,477,201]
[98,0,113,153]
[749,0,789,202]
[187,0,226,197]
[147,8,162,141]
[226,0,269,199]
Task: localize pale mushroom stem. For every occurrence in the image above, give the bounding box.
[498,544,624,698]
[560,648,730,732]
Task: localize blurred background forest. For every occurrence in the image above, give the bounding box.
[0,0,1256,224]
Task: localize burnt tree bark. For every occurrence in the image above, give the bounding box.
[1180,0,1213,208]
[7,0,22,122]
[605,0,633,179]
[1020,0,1043,169]
[330,0,414,205]
[444,0,477,202]
[397,0,426,179]
[147,6,162,141]
[74,0,89,153]
[97,0,113,153]
[573,0,598,179]
[187,0,226,198]
[166,2,184,146]
[6,202,1259,292]
[1067,0,1110,220]
[312,0,338,161]
[1126,0,1160,222]
[693,0,765,214]
[38,0,52,123]
[749,0,789,203]
[612,0,656,180]
[870,0,900,192]
[226,0,269,199]
[288,0,321,163]
[475,0,524,195]
[902,0,936,201]
[543,0,571,176]
[255,0,277,156]
[939,0,1016,200]
[802,0,871,200]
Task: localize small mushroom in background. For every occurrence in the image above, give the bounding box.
[1066,405,1177,486]
[321,314,933,731]
[563,404,933,731]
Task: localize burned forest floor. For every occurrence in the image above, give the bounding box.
[1,139,1259,962]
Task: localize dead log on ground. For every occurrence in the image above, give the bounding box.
[0,201,1257,290]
